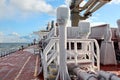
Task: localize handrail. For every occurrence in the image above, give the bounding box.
[0,48,19,58]
[66,38,100,71]
[47,51,58,66]
[43,37,59,56]
[94,39,100,70]
[42,37,59,80]
[47,28,55,40]
[41,37,100,79]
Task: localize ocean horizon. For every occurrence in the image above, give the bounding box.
[0,43,29,55]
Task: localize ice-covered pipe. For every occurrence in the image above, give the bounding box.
[90,2,106,13]
[74,68,98,80]
[98,71,120,80]
[104,24,112,42]
[84,0,111,17]
[91,0,111,13]
[57,6,71,80]
[57,6,70,27]
[84,0,98,16]
[81,0,94,10]
[78,21,91,39]
[75,0,83,7]
[68,65,98,80]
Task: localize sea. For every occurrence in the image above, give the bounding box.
[0,43,29,55]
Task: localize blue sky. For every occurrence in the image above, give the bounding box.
[0,0,120,43]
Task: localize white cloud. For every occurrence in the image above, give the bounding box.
[0,0,55,19]
[0,0,14,19]
[85,16,106,27]
[78,19,106,27]
[10,32,20,36]
[0,32,4,43]
[90,22,106,26]
[0,32,34,43]
[65,0,72,6]
[109,0,120,4]
[10,0,55,13]
[0,32,3,36]
[65,0,86,7]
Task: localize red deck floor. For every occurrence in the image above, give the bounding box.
[101,64,120,77]
[0,46,41,80]
[0,46,120,80]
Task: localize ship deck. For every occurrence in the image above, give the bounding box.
[0,46,120,80]
[100,64,120,77]
[0,45,43,80]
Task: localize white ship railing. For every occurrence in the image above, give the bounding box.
[47,27,84,40]
[0,48,19,57]
[46,27,57,40]
[40,37,59,80]
[47,28,54,39]
[67,27,80,38]
[47,27,82,40]
[66,39,100,71]
[41,37,100,80]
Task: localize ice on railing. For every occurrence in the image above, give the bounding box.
[66,39,100,71]
[67,27,80,38]
[78,21,91,39]
[47,28,55,39]
[0,48,19,57]
[67,21,91,39]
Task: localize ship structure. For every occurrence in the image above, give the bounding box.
[0,0,120,80]
[34,0,120,80]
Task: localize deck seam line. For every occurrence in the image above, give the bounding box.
[2,68,14,80]
[34,55,39,77]
[14,56,31,80]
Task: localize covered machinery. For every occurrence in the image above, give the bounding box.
[70,0,111,26]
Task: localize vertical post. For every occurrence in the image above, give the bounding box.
[57,6,71,80]
[57,40,60,65]
[69,41,72,59]
[100,24,117,65]
[91,41,95,69]
[78,22,90,51]
[74,41,78,65]
[54,26,57,37]
[117,19,120,50]
[43,51,48,80]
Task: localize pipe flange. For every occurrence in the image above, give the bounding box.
[109,73,117,80]
[87,75,98,80]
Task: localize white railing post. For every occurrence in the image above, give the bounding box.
[57,40,60,65]
[43,52,48,80]
[94,40,100,71]
[67,39,100,71]
[117,19,120,50]
[54,26,57,37]
[69,41,72,59]
[74,41,78,65]
[91,41,95,69]
[42,38,58,80]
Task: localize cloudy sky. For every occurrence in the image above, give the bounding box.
[0,0,120,43]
